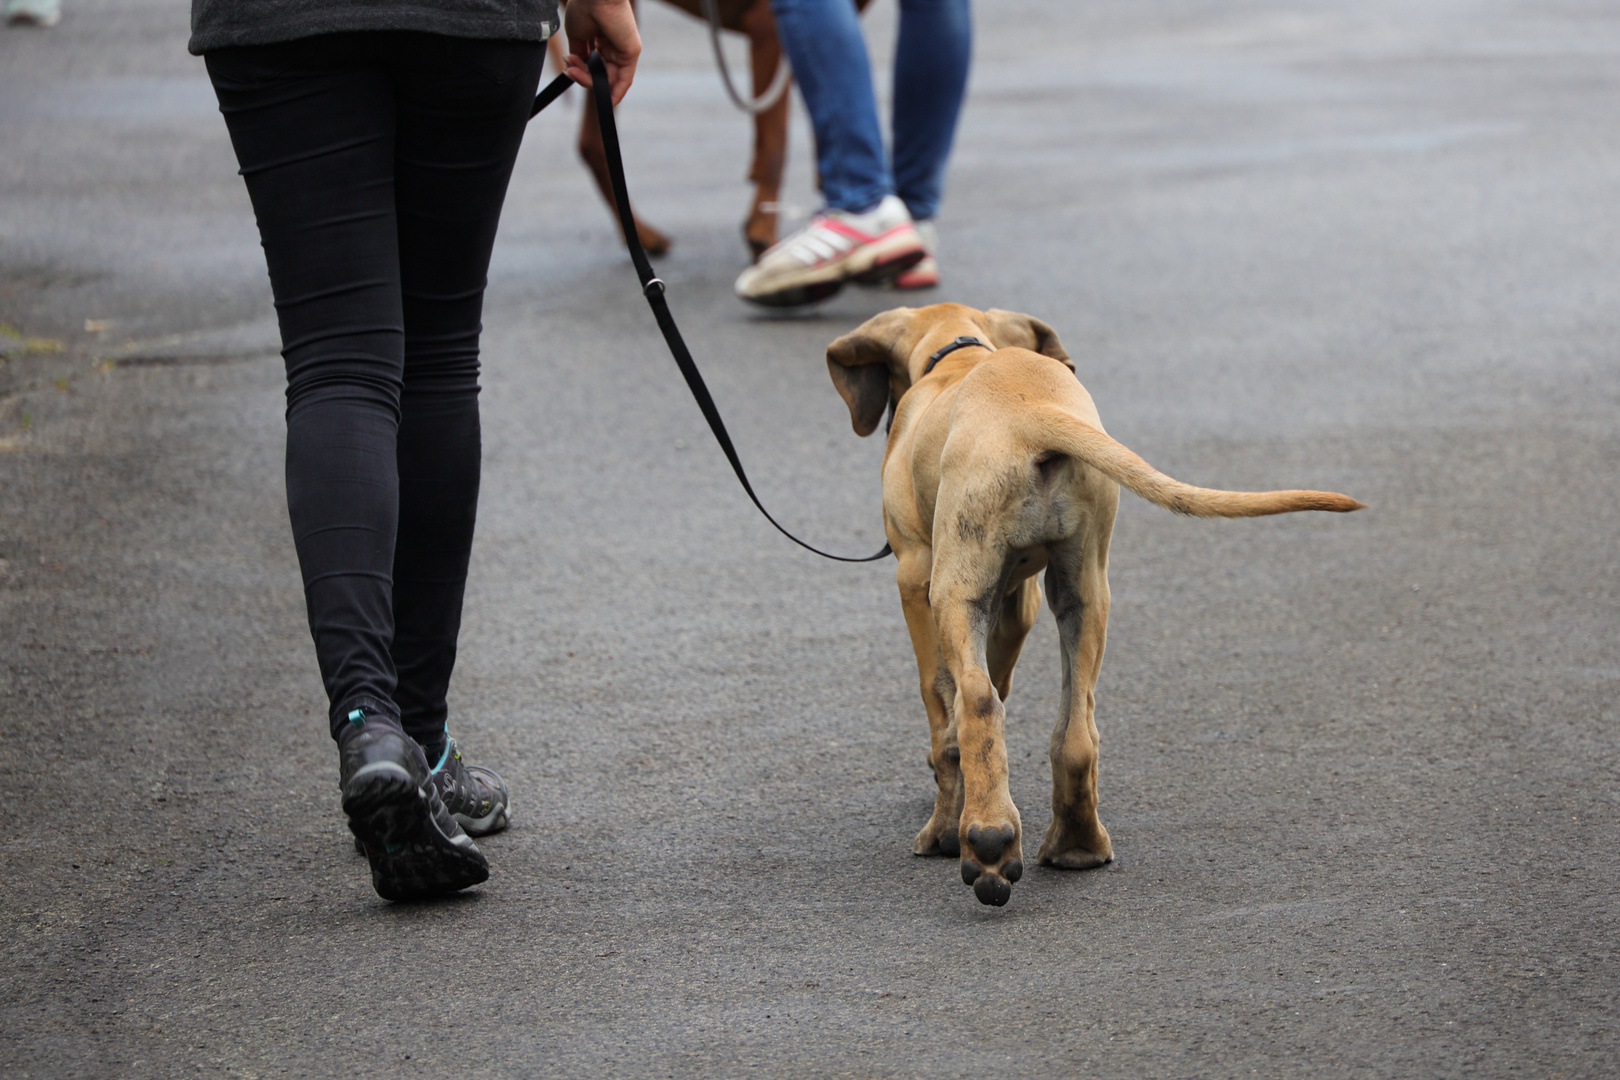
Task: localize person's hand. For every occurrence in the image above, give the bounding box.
[564,0,641,105]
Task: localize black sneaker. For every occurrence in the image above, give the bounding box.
[338,710,488,902]
[430,736,510,837]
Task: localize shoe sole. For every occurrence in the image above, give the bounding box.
[861,260,940,291]
[342,762,488,902]
[740,234,927,308]
[353,804,507,851]
[849,248,927,286]
[891,255,941,290]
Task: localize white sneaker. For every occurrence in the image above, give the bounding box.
[735,194,926,307]
[892,220,939,290]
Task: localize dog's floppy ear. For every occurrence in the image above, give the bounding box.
[826,307,914,437]
[982,309,1073,371]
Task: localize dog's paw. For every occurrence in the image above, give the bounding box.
[959,821,1023,906]
[913,815,960,857]
[1037,817,1113,870]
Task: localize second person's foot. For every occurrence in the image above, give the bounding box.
[734,194,925,308]
[891,220,940,290]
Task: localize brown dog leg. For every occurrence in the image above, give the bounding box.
[987,577,1041,702]
[930,543,1025,906]
[898,553,962,858]
[740,0,789,259]
[1037,535,1115,870]
[946,659,1023,907]
[577,80,673,255]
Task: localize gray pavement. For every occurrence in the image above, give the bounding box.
[2,1,1617,1076]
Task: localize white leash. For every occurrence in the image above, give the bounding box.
[700,0,793,114]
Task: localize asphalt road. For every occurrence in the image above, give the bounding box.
[2,1,1617,1077]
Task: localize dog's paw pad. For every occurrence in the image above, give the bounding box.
[960,822,1021,905]
[913,819,961,858]
[1037,818,1113,870]
[972,874,1012,907]
[1038,847,1112,870]
[965,823,1014,864]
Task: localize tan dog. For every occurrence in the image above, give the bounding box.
[826,303,1364,906]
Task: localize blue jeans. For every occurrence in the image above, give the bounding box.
[770,0,971,220]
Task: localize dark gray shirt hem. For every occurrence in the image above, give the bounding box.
[190,5,559,55]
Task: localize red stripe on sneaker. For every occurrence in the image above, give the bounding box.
[819,217,919,246]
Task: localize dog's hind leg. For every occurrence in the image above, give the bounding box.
[987,576,1041,703]
[931,544,1025,906]
[897,550,962,858]
[1036,527,1116,870]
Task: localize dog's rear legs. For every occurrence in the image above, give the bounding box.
[898,553,962,858]
[906,568,1040,871]
[1037,535,1115,870]
[988,577,1041,702]
[932,567,1026,906]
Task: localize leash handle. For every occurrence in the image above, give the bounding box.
[531,56,891,564]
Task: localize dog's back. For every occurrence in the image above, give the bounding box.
[940,347,1363,523]
[924,350,1120,555]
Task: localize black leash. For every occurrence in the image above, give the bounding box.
[529,71,573,118]
[529,54,891,563]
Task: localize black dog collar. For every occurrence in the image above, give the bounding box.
[922,335,991,376]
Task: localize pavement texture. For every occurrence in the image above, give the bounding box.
[1,1,1617,1077]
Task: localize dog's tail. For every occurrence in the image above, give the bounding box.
[1027,405,1365,518]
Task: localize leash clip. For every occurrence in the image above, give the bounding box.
[643,277,666,298]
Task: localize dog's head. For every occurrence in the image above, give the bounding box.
[825,303,1072,436]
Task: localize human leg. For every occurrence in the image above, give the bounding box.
[767,0,890,213]
[883,0,970,291]
[384,34,542,834]
[891,0,972,222]
[207,35,493,896]
[382,34,542,762]
[739,0,925,304]
[207,36,410,736]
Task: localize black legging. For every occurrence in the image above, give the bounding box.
[206,33,545,745]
